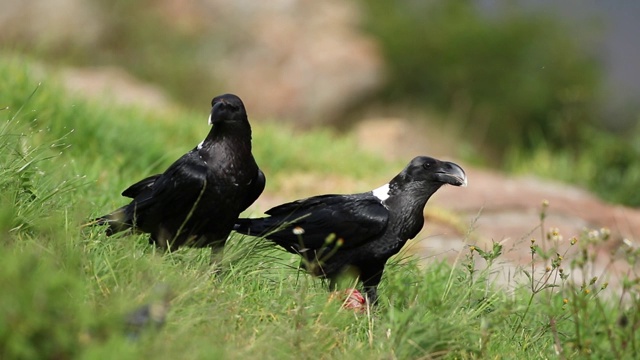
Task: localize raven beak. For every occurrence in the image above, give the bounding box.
[209,101,226,125]
[436,162,467,187]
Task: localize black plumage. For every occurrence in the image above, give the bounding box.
[234,156,466,304]
[96,94,265,253]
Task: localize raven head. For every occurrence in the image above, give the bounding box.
[208,93,247,125]
[405,156,467,187]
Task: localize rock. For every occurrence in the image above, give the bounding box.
[0,0,103,48]
[416,165,640,289]
[5,0,383,125]
[160,0,384,125]
[353,117,460,160]
[424,166,640,249]
[60,67,173,111]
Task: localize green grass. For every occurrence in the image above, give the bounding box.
[2,55,639,359]
[505,135,640,207]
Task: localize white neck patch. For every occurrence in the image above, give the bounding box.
[197,139,205,150]
[207,113,213,125]
[372,183,390,202]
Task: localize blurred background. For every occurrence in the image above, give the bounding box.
[2,0,639,206]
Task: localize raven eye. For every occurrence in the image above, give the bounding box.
[423,161,433,169]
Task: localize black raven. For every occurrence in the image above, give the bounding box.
[234,156,466,304]
[96,94,265,254]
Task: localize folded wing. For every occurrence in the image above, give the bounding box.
[236,194,389,252]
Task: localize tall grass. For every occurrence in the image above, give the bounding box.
[1,55,638,359]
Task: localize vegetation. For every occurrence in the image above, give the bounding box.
[4,0,639,206]
[360,0,640,207]
[361,0,601,153]
[1,55,639,359]
[5,0,222,109]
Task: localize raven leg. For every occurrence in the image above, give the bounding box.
[151,227,174,250]
[361,267,384,305]
[204,236,227,266]
[328,278,338,291]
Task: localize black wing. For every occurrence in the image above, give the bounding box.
[122,174,162,198]
[125,155,209,225]
[238,194,389,251]
[239,169,266,212]
[144,158,208,207]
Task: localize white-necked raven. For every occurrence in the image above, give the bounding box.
[96,94,265,255]
[234,156,465,304]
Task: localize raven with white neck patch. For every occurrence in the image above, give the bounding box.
[234,156,466,304]
[96,94,265,255]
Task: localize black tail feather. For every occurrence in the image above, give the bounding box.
[233,218,257,235]
[91,208,132,236]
